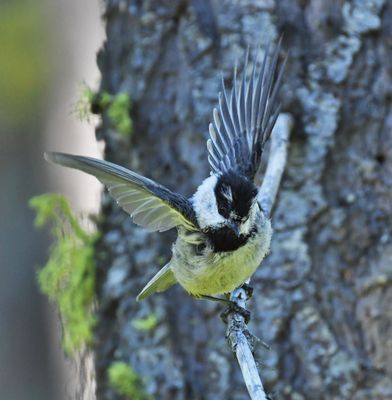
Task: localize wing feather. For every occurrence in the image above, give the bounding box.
[238,48,249,138]
[44,152,198,232]
[136,263,176,301]
[207,38,286,181]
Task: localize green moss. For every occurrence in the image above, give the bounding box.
[132,313,159,332]
[108,362,152,400]
[29,194,98,354]
[99,92,112,108]
[73,87,133,137]
[107,93,133,137]
[72,83,95,122]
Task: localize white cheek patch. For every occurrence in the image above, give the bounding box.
[192,175,226,229]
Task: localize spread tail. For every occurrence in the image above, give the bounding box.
[136,263,176,301]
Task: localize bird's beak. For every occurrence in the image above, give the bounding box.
[228,221,240,237]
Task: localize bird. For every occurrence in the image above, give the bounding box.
[45,39,285,302]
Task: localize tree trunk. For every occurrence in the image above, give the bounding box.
[93,1,392,399]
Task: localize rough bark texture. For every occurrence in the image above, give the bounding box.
[94,1,392,399]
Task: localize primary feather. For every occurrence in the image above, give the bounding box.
[207,39,286,181]
[44,152,198,232]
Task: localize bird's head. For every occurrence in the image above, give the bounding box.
[192,170,259,238]
[213,170,258,237]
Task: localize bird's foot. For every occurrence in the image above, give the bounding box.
[219,283,253,323]
[220,303,251,324]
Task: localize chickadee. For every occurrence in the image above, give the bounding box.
[45,40,285,301]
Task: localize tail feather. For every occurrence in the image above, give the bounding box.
[136,263,176,301]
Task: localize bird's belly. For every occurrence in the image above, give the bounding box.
[172,220,272,296]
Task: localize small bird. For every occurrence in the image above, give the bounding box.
[45,40,285,302]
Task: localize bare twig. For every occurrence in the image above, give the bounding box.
[226,113,293,400]
[227,287,269,400]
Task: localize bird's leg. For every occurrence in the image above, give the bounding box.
[197,294,231,305]
[196,294,251,324]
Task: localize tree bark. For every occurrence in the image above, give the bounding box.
[93,1,392,399]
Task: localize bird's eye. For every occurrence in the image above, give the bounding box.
[217,201,231,216]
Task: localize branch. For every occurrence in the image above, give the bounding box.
[226,113,293,400]
[258,113,293,218]
[227,287,269,400]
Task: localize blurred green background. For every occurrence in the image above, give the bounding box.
[0,0,103,398]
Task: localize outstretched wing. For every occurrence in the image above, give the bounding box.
[45,152,198,232]
[207,38,286,181]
